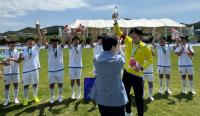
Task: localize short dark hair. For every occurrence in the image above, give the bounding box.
[102,36,118,51]
[129,28,143,36]
[26,37,35,42]
[97,35,105,40]
[50,38,59,42]
[180,36,188,41]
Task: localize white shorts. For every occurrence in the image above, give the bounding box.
[4,74,20,85]
[48,70,64,84]
[69,68,82,80]
[179,67,194,75]
[157,66,171,75]
[143,73,153,82]
[22,70,39,86]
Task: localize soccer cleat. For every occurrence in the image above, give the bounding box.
[14,97,20,104]
[33,97,40,103]
[71,92,76,99]
[149,96,154,101]
[58,96,63,103]
[165,89,172,94]
[189,90,197,95]
[3,98,10,106]
[125,112,133,116]
[50,96,55,104]
[182,90,187,94]
[22,99,28,106]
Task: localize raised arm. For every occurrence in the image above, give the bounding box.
[113,20,125,40]
[36,24,42,46]
[41,30,49,49]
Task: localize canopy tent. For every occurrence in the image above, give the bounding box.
[69,18,185,28]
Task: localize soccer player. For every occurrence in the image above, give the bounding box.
[41,31,65,104]
[152,36,177,94]
[143,48,155,101]
[113,17,153,116]
[18,24,42,106]
[68,35,86,99]
[175,37,196,94]
[90,35,104,75]
[1,40,21,106]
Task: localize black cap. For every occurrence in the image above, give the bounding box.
[159,36,166,40]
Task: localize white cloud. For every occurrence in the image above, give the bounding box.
[0,0,115,18]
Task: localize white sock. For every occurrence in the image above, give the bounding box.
[182,79,186,91]
[71,85,75,93]
[189,80,193,91]
[58,87,63,96]
[24,88,29,99]
[4,89,9,99]
[33,86,38,98]
[50,88,54,97]
[149,87,153,97]
[14,88,19,98]
[78,86,81,94]
[166,79,170,90]
[160,79,163,89]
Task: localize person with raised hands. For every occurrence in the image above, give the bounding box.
[67,25,86,99]
[41,28,65,104]
[112,11,153,116]
[18,21,42,106]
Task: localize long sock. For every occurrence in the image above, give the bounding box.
[14,87,19,98]
[160,79,163,89]
[33,86,38,98]
[149,87,153,97]
[24,88,29,99]
[166,79,170,90]
[78,85,81,93]
[58,87,63,96]
[71,85,75,93]
[4,89,9,99]
[189,80,193,91]
[182,79,186,91]
[50,88,54,97]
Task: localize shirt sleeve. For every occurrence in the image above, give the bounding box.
[114,23,132,43]
[142,46,153,69]
[175,46,181,53]
[189,45,194,53]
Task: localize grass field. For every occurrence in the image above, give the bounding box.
[0,47,200,116]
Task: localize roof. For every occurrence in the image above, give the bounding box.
[69,18,185,28]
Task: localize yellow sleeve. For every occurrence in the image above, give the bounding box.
[142,46,153,69]
[114,23,132,43]
[114,23,123,38]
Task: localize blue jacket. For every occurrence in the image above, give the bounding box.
[91,51,128,106]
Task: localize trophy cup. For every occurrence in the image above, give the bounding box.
[112,6,119,20]
[35,19,40,29]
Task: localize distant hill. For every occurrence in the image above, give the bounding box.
[1,25,64,36]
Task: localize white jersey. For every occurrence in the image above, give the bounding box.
[21,44,40,73]
[47,45,64,72]
[175,44,194,66]
[69,45,83,67]
[93,43,103,57]
[156,44,173,67]
[2,49,20,75]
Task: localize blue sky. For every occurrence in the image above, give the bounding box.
[0,0,200,32]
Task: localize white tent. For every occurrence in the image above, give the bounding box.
[69,18,185,28]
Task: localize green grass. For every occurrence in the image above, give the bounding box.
[0,47,200,116]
